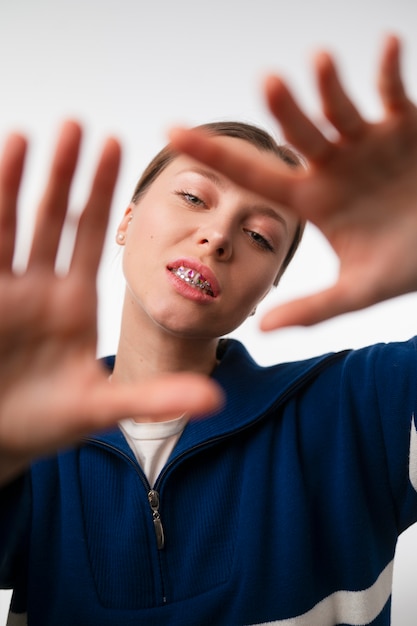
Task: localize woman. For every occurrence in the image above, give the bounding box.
[1,35,417,625]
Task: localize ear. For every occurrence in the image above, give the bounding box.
[116,206,133,245]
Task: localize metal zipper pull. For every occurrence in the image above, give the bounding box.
[148,489,165,550]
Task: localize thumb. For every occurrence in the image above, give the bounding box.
[260,280,370,330]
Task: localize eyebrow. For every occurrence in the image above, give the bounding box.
[251,205,289,233]
[176,166,228,190]
[176,166,289,232]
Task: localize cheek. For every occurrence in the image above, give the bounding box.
[124,219,161,258]
[228,271,274,317]
[129,209,186,248]
[240,258,277,296]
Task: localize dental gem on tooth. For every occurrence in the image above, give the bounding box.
[173,266,213,294]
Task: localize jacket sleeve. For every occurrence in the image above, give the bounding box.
[344,337,417,534]
[295,337,417,538]
[0,472,31,589]
[374,337,417,533]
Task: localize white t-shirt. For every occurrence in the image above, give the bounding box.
[119,415,188,487]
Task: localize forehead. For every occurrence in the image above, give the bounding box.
[157,137,297,222]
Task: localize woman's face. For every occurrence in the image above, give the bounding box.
[118,137,299,340]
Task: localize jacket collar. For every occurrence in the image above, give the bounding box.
[96,339,347,453]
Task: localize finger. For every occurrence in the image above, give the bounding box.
[314,52,367,139]
[378,35,410,113]
[0,133,27,270]
[264,75,332,162]
[260,279,372,329]
[70,137,121,278]
[29,120,82,267]
[77,373,224,434]
[12,374,224,463]
[169,127,300,208]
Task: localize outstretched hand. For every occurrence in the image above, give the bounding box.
[0,122,222,485]
[169,36,417,329]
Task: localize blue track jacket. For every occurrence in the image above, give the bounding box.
[1,338,417,625]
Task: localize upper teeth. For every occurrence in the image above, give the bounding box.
[173,266,213,295]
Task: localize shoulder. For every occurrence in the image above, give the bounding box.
[215,336,417,413]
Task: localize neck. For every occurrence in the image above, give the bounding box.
[113,331,219,382]
[112,293,220,384]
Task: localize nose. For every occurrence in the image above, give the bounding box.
[198,228,232,261]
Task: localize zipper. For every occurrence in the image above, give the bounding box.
[148,489,165,550]
[85,439,167,552]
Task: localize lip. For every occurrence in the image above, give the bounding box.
[167,257,220,298]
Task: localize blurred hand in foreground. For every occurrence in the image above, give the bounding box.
[170,36,417,329]
[0,122,222,485]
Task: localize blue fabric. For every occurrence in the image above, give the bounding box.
[1,338,417,625]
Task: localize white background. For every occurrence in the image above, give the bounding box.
[1,0,417,623]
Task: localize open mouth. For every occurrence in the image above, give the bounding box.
[170,266,214,297]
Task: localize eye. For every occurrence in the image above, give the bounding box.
[245,229,274,252]
[176,190,205,207]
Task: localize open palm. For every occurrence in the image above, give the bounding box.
[170,36,417,329]
[0,122,221,485]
